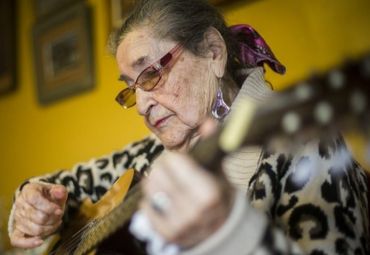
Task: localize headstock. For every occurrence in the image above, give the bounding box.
[244,53,370,145]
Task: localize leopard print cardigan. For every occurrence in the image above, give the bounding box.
[9,133,369,254]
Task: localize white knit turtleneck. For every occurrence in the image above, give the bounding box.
[222,67,275,191]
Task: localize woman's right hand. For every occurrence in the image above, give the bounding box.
[9,183,68,249]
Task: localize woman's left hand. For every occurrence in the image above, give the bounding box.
[140,152,235,248]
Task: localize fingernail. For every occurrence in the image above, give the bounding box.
[53,190,64,199]
[34,239,43,246]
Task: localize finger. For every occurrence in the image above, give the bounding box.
[15,196,62,226]
[160,153,221,204]
[140,200,181,243]
[144,162,188,203]
[141,174,196,243]
[150,153,192,193]
[142,178,191,223]
[141,197,206,248]
[149,153,222,219]
[47,184,68,206]
[16,194,63,223]
[10,229,43,249]
[21,186,63,215]
[199,117,219,138]
[160,153,233,224]
[146,160,197,211]
[15,217,61,238]
[141,192,226,248]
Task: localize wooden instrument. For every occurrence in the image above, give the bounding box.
[45,169,143,255]
[46,54,370,255]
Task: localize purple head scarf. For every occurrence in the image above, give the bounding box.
[230,24,286,75]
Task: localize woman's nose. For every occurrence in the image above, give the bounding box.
[135,88,156,116]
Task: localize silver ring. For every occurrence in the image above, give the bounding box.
[150,191,171,215]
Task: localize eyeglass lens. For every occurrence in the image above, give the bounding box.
[116,89,136,108]
[116,44,180,108]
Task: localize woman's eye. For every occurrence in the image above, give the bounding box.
[142,69,159,80]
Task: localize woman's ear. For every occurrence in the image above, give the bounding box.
[203,27,227,78]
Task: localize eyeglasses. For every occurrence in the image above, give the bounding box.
[115,43,184,108]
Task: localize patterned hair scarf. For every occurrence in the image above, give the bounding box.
[230,24,286,75]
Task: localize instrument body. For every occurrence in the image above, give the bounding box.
[46,169,146,255]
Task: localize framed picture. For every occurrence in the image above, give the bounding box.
[209,0,245,5]
[0,0,16,96]
[109,0,135,31]
[33,2,94,105]
[209,0,227,4]
[34,0,75,18]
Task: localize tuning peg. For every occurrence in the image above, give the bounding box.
[294,83,313,100]
[350,90,367,114]
[281,111,301,134]
[361,56,370,79]
[328,69,346,90]
[314,101,333,125]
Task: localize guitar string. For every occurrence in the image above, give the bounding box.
[48,220,95,255]
[57,193,132,254]
[49,171,147,254]
[48,218,99,255]
[68,205,123,254]
[66,212,117,254]
[65,219,100,253]
[49,220,97,255]
[55,184,141,254]
[63,219,101,254]
[69,185,141,254]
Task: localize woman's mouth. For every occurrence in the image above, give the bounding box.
[154,115,172,128]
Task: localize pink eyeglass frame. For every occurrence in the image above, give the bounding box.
[116,43,184,108]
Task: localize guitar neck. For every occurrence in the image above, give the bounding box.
[192,54,370,170]
[247,58,370,144]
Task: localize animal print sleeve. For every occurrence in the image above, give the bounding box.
[8,135,164,234]
[248,135,369,254]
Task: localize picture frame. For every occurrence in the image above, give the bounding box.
[109,0,135,31]
[209,0,228,4]
[34,0,75,18]
[33,2,94,105]
[209,0,245,5]
[0,0,16,96]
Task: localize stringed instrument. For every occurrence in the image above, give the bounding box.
[45,54,370,255]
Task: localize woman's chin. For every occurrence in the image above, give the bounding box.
[150,123,198,152]
[158,134,189,152]
[161,139,186,151]
[160,132,200,152]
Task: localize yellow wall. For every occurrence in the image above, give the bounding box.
[0,0,369,249]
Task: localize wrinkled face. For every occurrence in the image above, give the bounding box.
[116,28,217,151]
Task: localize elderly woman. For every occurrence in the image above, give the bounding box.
[9,0,369,254]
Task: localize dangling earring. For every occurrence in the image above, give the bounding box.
[211,82,230,120]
